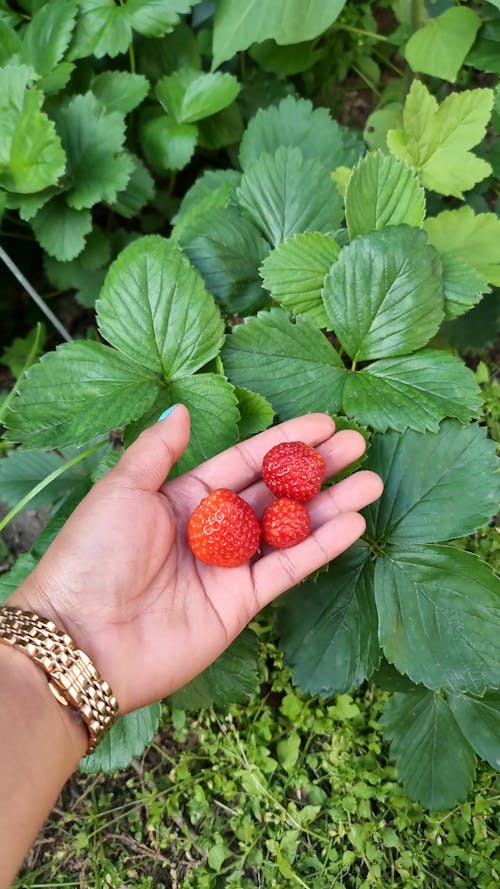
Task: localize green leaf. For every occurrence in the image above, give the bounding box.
[239,95,359,173]
[235,387,275,438]
[97,235,224,380]
[1,325,46,378]
[443,289,500,355]
[465,19,500,74]
[39,61,75,97]
[80,703,161,774]
[423,206,500,288]
[168,630,259,709]
[237,146,343,247]
[382,688,476,809]
[156,68,239,124]
[387,80,493,198]
[250,38,321,75]
[194,102,244,150]
[322,227,443,362]
[0,65,66,193]
[345,151,425,238]
[277,734,301,771]
[363,103,403,153]
[212,0,347,69]
[260,232,340,329]
[43,226,111,306]
[124,0,195,37]
[20,0,77,76]
[172,169,241,227]
[31,197,92,261]
[448,690,500,770]
[91,71,150,113]
[0,449,90,509]
[222,308,346,420]
[4,341,160,449]
[140,114,197,172]
[0,21,21,65]
[439,254,490,320]
[110,154,155,219]
[375,545,500,695]
[405,7,481,83]
[55,92,133,210]
[364,421,500,545]
[342,350,481,433]
[180,207,269,315]
[276,542,380,695]
[69,0,130,59]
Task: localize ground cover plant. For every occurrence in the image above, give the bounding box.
[0,3,499,875]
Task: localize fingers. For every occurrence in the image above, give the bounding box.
[308,470,383,529]
[178,413,335,493]
[113,404,191,491]
[251,512,367,609]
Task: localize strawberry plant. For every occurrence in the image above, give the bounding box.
[0,1,499,813]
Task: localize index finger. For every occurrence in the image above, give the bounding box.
[167,413,335,494]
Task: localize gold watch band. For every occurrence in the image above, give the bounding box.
[0,606,119,754]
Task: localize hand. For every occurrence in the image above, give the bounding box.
[8,407,382,714]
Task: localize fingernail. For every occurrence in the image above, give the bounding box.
[157,405,177,422]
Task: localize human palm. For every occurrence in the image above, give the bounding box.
[10,407,382,714]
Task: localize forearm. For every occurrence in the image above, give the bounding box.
[0,642,87,888]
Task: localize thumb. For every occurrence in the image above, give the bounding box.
[113,404,191,491]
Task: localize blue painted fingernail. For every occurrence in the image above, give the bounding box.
[157,405,177,422]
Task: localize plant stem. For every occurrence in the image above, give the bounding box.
[128,40,136,73]
[0,245,72,343]
[334,24,391,43]
[0,438,108,534]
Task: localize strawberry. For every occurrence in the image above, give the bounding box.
[261,498,310,549]
[262,441,325,501]
[187,488,261,567]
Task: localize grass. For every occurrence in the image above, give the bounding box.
[16,628,500,889]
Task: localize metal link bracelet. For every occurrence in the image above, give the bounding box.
[0,606,119,754]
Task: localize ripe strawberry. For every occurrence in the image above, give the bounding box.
[187,488,261,567]
[262,441,325,501]
[261,498,310,549]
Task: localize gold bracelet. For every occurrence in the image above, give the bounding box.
[0,606,119,754]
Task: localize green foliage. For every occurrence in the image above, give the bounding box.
[405,7,481,83]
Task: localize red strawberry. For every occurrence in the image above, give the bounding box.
[261,498,310,549]
[262,441,325,501]
[187,488,261,567]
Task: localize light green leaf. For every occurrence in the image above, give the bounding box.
[140,114,197,172]
[375,545,500,694]
[110,154,155,219]
[212,0,347,69]
[69,0,131,59]
[345,151,425,238]
[168,630,259,709]
[38,61,75,96]
[20,0,77,76]
[4,341,160,449]
[277,734,301,771]
[439,254,490,320]
[32,197,92,261]
[322,226,443,361]
[387,80,493,198]
[124,0,196,37]
[0,65,66,193]
[261,232,340,328]
[237,146,343,247]
[405,7,481,83]
[342,350,481,433]
[156,67,239,124]
[382,688,475,809]
[276,542,380,695]
[363,103,403,153]
[423,206,500,287]
[239,95,360,173]
[222,308,346,420]
[91,71,150,113]
[235,387,275,439]
[364,421,500,545]
[55,92,133,210]
[80,703,161,774]
[448,690,500,770]
[180,207,269,315]
[97,235,224,380]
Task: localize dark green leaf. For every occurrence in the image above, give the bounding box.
[382,688,475,809]
[276,542,380,695]
[80,703,162,774]
[345,151,425,239]
[172,169,241,227]
[249,39,321,75]
[140,114,197,172]
[235,387,275,439]
[0,21,21,65]
[222,308,346,420]
[32,197,92,261]
[322,227,444,362]
[375,545,500,694]
[342,350,481,433]
[0,450,88,508]
[91,71,150,113]
[168,630,259,709]
[20,0,77,76]
[0,325,46,378]
[448,690,500,769]
[237,146,343,247]
[110,155,155,219]
[439,254,490,320]
[372,658,422,693]
[197,102,244,150]
[38,61,75,96]
[443,289,500,355]
[364,421,500,545]
[97,235,224,380]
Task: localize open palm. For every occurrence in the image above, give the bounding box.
[11,406,382,714]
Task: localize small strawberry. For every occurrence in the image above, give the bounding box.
[261,498,310,549]
[187,488,261,567]
[262,441,325,501]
